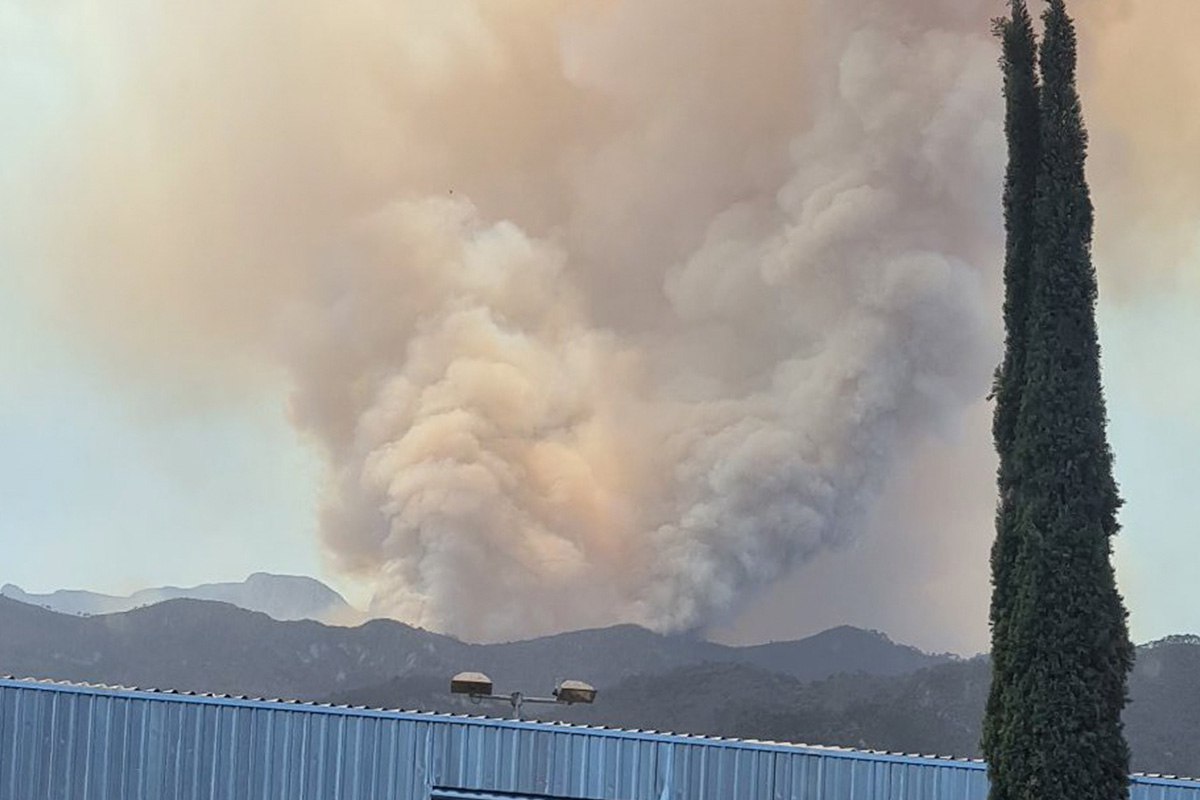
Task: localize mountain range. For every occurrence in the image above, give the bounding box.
[0,594,944,700]
[2,591,1198,778]
[0,573,358,625]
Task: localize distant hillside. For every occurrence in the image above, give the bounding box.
[0,596,458,699]
[8,597,1197,777]
[0,573,359,625]
[328,657,985,749]
[734,625,950,681]
[1123,637,1200,776]
[331,639,1200,777]
[0,597,949,701]
[552,646,1200,778]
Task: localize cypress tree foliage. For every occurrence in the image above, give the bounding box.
[992,1,1135,799]
[982,3,1040,798]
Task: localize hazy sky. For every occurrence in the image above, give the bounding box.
[2,0,1199,654]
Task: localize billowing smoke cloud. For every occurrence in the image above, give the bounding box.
[293,0,1002,639]
[8,0,1185,642]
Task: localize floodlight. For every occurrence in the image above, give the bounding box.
[554,679,597,705]
[450,671,494,696]
[449,671,598,719]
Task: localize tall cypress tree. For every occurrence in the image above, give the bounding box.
[991,2,1135,800]
[982,3,1040,798]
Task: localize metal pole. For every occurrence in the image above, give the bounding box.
[474,693,560,720]
[510,691,523,720]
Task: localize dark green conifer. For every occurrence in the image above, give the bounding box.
[982,3,1040,797]
[987,2,1135,800]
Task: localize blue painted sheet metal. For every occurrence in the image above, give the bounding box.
[0,676,1195,800]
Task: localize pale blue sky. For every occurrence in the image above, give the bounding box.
[0,261,326,598]
[1104,293,1200,645]
[0,7,321,599]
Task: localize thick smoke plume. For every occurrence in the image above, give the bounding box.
[8,0,1187,641]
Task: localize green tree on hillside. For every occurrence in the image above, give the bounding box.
[982,2,1040,797]
[985,2,1134,800]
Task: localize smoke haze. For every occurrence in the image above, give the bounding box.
[4,0,1193,642]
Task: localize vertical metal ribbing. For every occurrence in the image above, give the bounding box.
[2,680,1197,800]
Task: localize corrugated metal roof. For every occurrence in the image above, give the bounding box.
[0,674,984,767]
[0,674,1195,800]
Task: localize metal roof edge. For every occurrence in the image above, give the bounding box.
[1131,774,1200,788]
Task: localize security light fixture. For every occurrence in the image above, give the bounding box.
[448,672,598,719]
[553,679,596,705]
[450,671,494,697]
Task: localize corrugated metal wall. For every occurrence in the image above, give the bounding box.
[0,677,1196,800]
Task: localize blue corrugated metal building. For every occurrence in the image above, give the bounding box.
[1,675,1197,800]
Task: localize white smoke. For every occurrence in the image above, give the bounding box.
[277,0,1003,638]
[6,0,1009,640]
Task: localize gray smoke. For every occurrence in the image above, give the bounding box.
[287,0,1004,638]
[6,0,1011,640]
